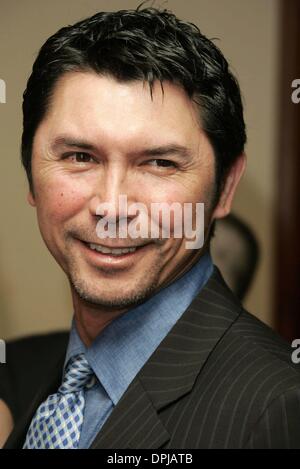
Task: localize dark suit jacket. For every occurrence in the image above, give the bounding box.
[3,267,300,449]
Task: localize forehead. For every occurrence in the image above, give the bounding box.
[37,71,204,149]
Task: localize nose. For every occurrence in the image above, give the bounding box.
[88,162,134,223]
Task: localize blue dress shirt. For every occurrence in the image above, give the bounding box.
[64,252,213,448]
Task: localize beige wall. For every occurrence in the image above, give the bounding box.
[0,0,279,340]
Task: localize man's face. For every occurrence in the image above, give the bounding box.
[29,72,218,309]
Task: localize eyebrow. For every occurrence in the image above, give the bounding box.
[50,135,193,159]
[138,145,192,159]
[50,136,98,153]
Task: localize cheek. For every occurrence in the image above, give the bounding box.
[143,185,191,236]
[35,176,88,224]
[143,178,213,239]
[147,179,208,208]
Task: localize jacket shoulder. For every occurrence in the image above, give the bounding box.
[186,309,300,448]
[231,309,298,370]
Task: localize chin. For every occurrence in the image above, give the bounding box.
[72,278,159,310]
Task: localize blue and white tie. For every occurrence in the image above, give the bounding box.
[23,353,95,449]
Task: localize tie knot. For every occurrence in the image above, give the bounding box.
[59,353,95,394]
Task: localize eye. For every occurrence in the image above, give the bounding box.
[63,152,95,163]
[148,159,177,168]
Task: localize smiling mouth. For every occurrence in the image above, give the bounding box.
[81,241,150,257]
[88,243,138,256]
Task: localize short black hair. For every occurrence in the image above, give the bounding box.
[21,6,246,199]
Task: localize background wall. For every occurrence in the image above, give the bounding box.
[0,0,279,340]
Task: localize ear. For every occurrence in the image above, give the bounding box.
[212,153,246,220]
[27,190,36,207]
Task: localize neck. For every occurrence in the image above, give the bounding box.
[71,290,128,347]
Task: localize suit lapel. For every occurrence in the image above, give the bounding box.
[91,267,242,448]
[90,378,170,449]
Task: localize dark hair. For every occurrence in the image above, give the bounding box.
[21,6,246,199]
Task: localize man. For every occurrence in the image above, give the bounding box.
[2,6,300,449]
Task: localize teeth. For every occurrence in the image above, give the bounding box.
[88,243,137,255]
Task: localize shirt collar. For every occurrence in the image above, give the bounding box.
[65,252,213,405]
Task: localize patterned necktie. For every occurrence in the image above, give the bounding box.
[23,353,96,449]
